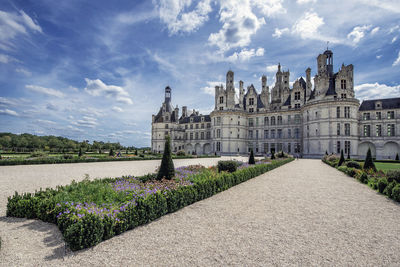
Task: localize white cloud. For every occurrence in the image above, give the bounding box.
[272,27,289,38]
[84,78,133,105]
[296,0,317,3]
[201,81,223,95]
[0,109,18,116]
[355,83,400,100]
[157,0,212,35]
[347,25,371,44]
[266,64,279,73]
[0,54,13,63]
[46,102,58,111]
[252,0,286,17]
[72,116,98,128]
[36,119,56,125]
[26,84,65,97]
[393,51,400,66]
[292,11,324,40]
[226,47,264,62]
[0,10,42,50]
[15,68,31,76]
[112,106,123,112]
[208,0,265,51]
[389,25,400,33]
[371,26,380,35]
[376,55,382,59]
[392,36,397,43]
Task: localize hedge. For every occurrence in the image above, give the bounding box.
[322,159,400,203]
[7,158,293,251]
[0,154,220,166]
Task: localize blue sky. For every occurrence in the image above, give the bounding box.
[0,0,399,147]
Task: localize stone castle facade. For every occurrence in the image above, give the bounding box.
[152,49,400,159]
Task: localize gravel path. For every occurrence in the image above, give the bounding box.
[1,159,400,266]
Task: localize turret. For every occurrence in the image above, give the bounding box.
[226,70,234,91]
[226,71,235,109]
[261,75,269,108]
[165,86,171,103]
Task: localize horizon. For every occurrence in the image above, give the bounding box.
[1,0,400,147]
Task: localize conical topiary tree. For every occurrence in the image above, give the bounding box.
[396,153,399,161]
[109,148,114,156]
[325,150,328,156]
[78,147,83,157]
[135,149,138,156]
[249,149,255,164]
[157,135,175,180]
[271,151,275,160]
[338,149,345,166]
[363,148,376,171]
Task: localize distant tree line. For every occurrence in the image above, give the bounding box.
[0,133,143,153]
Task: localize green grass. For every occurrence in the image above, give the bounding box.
[375,162,400,171]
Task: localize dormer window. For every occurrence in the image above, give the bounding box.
[219,96,224,104]
[201,117,204,122]
[341,80,346,89]
[375,101,382,109]
[190,118,193,122]
[294,92,300,100]
[249,98,254,105]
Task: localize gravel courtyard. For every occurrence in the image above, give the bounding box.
[1,159,400,266]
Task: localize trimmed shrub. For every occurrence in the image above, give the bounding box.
[363,148,376,172]
[109,149,114,156]
[78,148,83,157]
[384,181,397,199]
[386,170,400,183]
[249,149,255,165]
[176,150,185,156]
[346,161,361,169]
[396,153,399,161]
[358,172,368,184]
[217,160,238,173]
[63,154,73,160]
[378,178,388,193]
[346,168,356,178]
[325,150,328,155]
[392,184,400,202]
[271,151,275,160]
[337,166,348,173]
[338,150,345,166]
[157,136,175,180]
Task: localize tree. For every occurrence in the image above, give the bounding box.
[135,149,138,156]
[248,149,255,164]
[157,136,175,180]
[271,151,275,160]
[396,153,399,161]
[338,149,345,166]
[109,148,115,156]
[78,147,83,157]
[363,148,376,172]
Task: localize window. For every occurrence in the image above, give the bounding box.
[185,125,188,129]
[288,115,291,124]
[277,116,282,125]
[294,92,301,100]
[294,143,301,153]
[256,117,259,126]
[345,123,350,136]
[264,143,268,153]
[277,143,283,152]
[388,124,395,136]
[190,133,193,140]
[270,143,276,153]
[201,123,204,129]
[256,130,259,139]
[190,124,193,129]
[363,113,370,120]
[219,96,224,104]
[217,129,221,138]
[294,128,300,139]
[219,107,224,110]
[277,129,282,139]
[249,98,254,105]
[271,129,275,138]
[363,125,371,137]
[345,141,350,155]
[344,107,350,118]
[196,124,199,129]
[249,130,253,139]
[337,123,340,135]
[294,114,301,124]
[249,108,254,113]
[376,112,381,120]
[341,79,346,89]
[271,116,276,125]
[206,132,211,139]
[216,142,221,152]
[287,143,291,153]
[201,132,204,139]
[195,132,198,139]
[288,129,291,138]
[264,117,269,125]
[185,133,188,140]
[341,93,347,99]
[264,130,269,139]
[248,118,254,127]
[295,103,300,109]
[207,123,211,128]
[165,124,168,129]
[376,125,382,137]
[388,111,394,119]
[337,107,340,118]
[337,141,341,154]
[217,117,221,125]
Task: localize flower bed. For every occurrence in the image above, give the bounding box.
[322,155,400,203]
[7,158,293,251]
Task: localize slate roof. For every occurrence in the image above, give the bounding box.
[257,95,265,109]
[359,98,400,111]
[283,94,291,106]
[179,114,211,123]
[325,74,337,96]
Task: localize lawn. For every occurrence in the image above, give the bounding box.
[375,162,400,171]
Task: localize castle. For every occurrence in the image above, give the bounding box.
[152,49,400,159]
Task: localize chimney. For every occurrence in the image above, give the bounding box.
[175,105,179,122]
[182,106,187,117]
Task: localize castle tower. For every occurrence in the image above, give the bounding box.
[261,75,269,108]
[165,86,171,103]
[226,70,235,109]
[239,80,244,108]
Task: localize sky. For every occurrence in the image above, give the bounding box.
[0,0,400,147]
